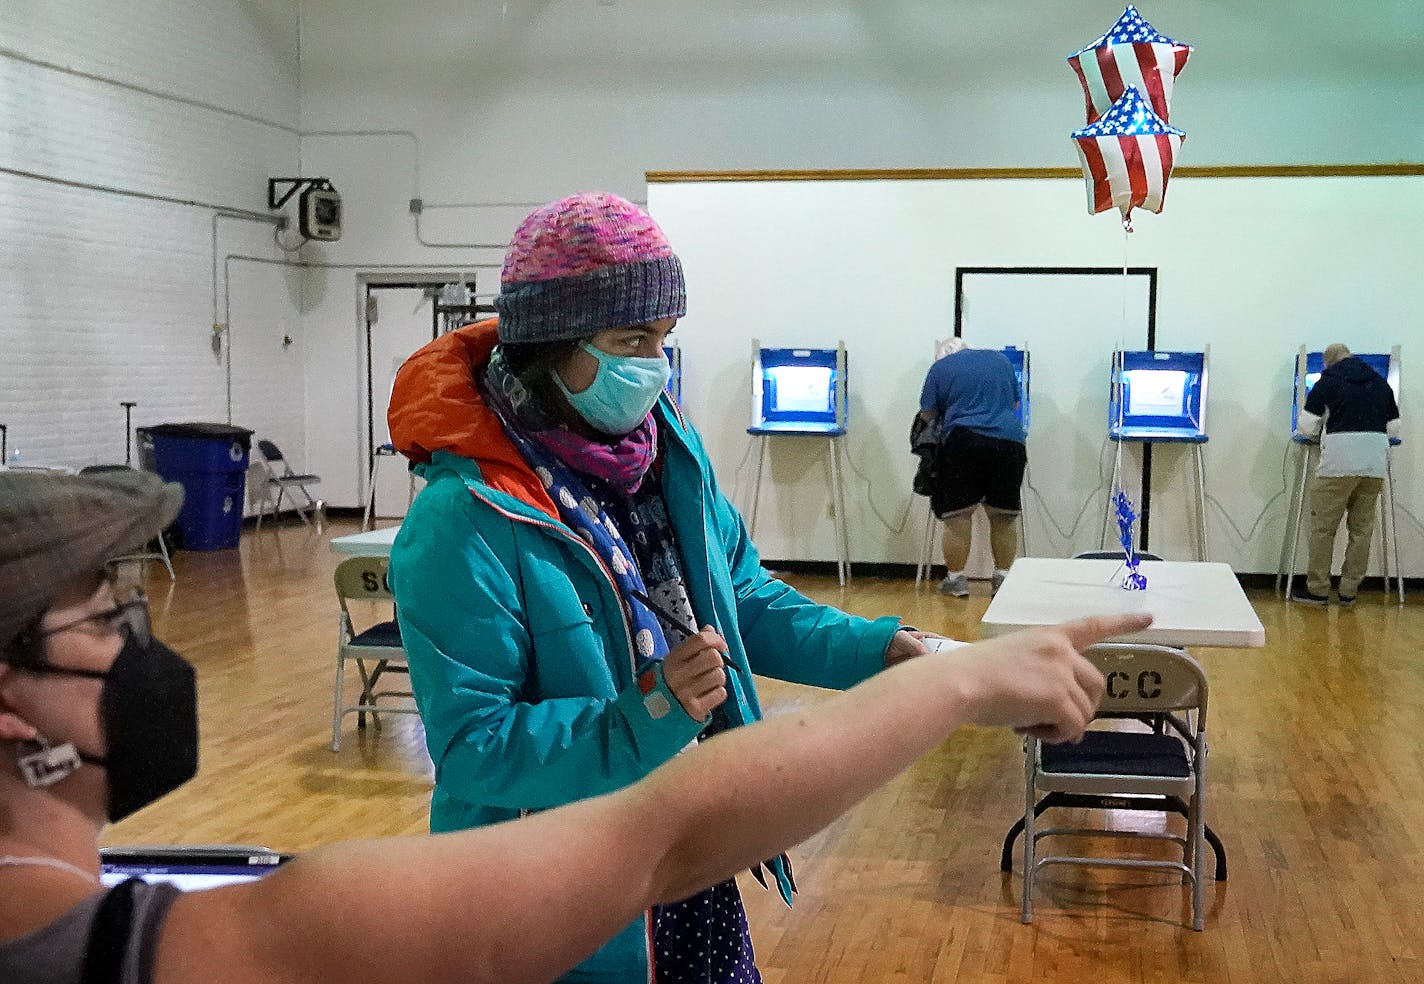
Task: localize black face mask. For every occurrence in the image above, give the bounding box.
[18,633,199,822]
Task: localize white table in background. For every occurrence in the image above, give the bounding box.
[330,525,400,556]
[980,557,1265,649]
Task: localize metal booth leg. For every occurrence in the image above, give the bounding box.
[1194,444,1209,562]
[1102,447,1125,550]
[1387,456,1404,604]
[1018,459,1031,558]
[1283,446,1312,595]
[748,435,768,539]
[1276,447,1306,594]
[916,502,936,589]
[828,435,851,587]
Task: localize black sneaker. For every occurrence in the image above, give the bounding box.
[1337,594,1356,607]
[1290,588,1330,606]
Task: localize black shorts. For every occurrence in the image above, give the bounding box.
[931,427,1027,517]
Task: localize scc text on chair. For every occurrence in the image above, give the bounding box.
[1014,642,1215,931]
[332,555,418,752]
[252,439,323,530]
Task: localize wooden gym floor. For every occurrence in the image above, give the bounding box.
[106,518,1424,983]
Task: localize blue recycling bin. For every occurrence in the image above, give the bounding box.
[145,423,254,550]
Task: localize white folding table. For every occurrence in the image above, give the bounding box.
[980,558,1265,649]
[330,525,400,557]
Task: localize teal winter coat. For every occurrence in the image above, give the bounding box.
[386,322,903,983]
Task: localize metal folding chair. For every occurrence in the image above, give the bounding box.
[253,439,323,530]
[1011,643,1217,931]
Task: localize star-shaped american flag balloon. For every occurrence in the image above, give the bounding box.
[1068,4,1191,125]
[1071,85,1185,228]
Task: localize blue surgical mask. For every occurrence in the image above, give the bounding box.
[554,343,671,435]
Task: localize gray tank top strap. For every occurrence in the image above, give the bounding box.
[0,880,181,984]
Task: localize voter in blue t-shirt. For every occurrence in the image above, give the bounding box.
[917,338,1027,597]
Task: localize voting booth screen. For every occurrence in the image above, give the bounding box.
[754,348,843,432]
[1110,351,1206,439]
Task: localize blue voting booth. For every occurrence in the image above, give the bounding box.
[1003,345,1031,433]
[663,341,683,407]
[749,345,847,435]
[1104,348,1211,560]
[1108,349,1209,443]
[1290,347,1400,444]
[1278,344,1403,601]
[745,340,851,585]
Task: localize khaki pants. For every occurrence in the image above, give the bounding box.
[1307,474,1383,596]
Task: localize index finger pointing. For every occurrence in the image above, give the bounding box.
[1059,612,1154,651]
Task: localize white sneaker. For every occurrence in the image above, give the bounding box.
[991,570,1007,594]
[937,573,969,597]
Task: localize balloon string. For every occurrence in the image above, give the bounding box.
[1121,220,1130,344]
[1115,220,1130,444]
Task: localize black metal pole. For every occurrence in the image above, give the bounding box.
[120,402,137,466]
[0,423,7,463]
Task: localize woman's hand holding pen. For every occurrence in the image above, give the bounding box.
[662,627,730,722]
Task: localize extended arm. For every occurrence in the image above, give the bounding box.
[156,613,1148,984]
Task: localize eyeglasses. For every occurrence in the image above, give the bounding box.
[33,588,151,647]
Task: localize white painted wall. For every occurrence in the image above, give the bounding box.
[11,0,1423,557]
[291,0,1424,568]
[299,0,1424,198]
[648,176,1424,574]
[1,0,303,507]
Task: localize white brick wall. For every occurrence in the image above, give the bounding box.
[1,1,303,506]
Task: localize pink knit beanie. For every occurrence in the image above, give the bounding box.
[494,192,686,344]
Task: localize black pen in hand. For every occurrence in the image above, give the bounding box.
[628,589,735,677]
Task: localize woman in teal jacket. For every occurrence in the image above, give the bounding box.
[387,193,925,984]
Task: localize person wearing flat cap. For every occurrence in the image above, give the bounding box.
[0,467,1139,983]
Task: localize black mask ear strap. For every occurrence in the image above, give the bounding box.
[27,664,109,681]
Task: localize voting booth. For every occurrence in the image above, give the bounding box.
[1104,348,1211,560]
[745,341,851,584]
[1277,344,1403,602]
[1108,349,1209,443]
[664,340,683,407]
[1289,347,1399,442]
[749,344,847,434]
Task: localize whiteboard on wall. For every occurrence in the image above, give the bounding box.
[646,171,1423,574]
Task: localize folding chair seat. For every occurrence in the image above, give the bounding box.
[79,463,176,580]
[253,439,323,530]
[1013,643,1215,930]
[332,555,418,751]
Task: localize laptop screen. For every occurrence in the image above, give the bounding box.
[100,848,290,892]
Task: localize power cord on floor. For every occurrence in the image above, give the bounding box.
[724,431,916,536]
[1393,503,1424,541]
[1202,443,1292,544]
[1022,436,1113,543]
[839,442,916,535]
[725,435,759,508]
